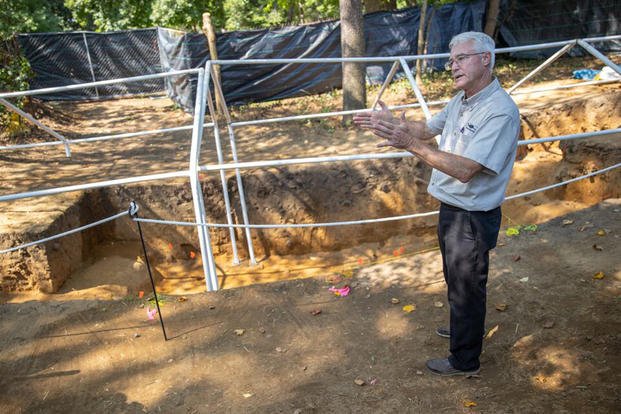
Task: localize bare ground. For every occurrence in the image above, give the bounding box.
[0,199,620,413]
[0,55,620,412]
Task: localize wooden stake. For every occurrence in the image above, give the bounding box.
[202,12,224,115]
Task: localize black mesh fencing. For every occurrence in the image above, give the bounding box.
[498,0,621,57]
[17,28,164,100]
[15,0,620,108]
[159,1,489,113]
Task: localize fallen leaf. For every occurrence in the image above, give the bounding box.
[234,329,245,336]
[310,309,322,316]
[561,219,574,226]
[512,255,521,262]
[534,375,547,383]
[329,285,351,297]
[433,301,444,308]
[593,271,605,280]
[485,324,499,339]
[495,303,508,312]
[402,304,416,313]
[354,378,366,386]
[391,298,401,304]
[463,401,477,408]
[177,296,187,302]
[146,307,157,320]
[578,223,594,232]
[596,229,606,236]
[592,244,603,251]
[506,227,520,236]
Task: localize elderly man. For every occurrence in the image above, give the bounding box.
[354,31,520,376]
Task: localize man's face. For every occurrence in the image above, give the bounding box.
[448,40,490,95]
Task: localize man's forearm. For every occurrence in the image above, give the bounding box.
[407,140,483,183]
[407,120,438,141]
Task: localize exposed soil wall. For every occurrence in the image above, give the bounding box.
[0,191,111,292]
[1,85,619,293]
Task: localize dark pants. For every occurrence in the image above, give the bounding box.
[437,202,501,371]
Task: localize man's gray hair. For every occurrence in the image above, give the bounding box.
[449,31,496,72]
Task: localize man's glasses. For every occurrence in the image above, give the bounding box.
[444,52,486,71]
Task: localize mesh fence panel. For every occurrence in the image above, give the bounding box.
[17,29,164,100]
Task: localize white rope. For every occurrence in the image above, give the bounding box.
[132,209,440,229]
[0,210,129,254]
[132,161,621,230]
[3,160,616,256]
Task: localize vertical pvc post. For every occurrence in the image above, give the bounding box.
[0,98,72,157]
[398,58,432,120]
[204,63,241,265]
[82,32,99,99]
[189,68,219,291]
[508,42,575,94]
[577,39,621,75]
[371,60,401,109]
[210,68,257,265]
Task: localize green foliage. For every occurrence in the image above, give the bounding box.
[0,38,33,136]
[64,0,153,31]
[224,0,339,30]
[150,0,225,31]
[0,0,67,36]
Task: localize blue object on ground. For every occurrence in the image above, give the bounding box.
[572,69,600,80]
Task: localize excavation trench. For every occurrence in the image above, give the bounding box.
[0,87,619,294]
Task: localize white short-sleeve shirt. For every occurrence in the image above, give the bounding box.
[426,78,520,211]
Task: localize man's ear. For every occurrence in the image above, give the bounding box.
[482,52,491,67]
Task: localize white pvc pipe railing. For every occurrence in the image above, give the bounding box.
[203,65,241,265]
[1,34,619,293]
[133,161,621,229]
[0,69,201,99]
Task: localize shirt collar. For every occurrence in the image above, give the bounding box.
[460,77,500,107]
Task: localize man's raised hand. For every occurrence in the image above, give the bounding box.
[376,112,416,150]
[352,100,394,129]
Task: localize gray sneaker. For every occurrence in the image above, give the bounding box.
[426,358,480,377]
[435,327,451,338]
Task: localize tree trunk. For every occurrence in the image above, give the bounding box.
[415,0,428,85]
[365,0,397,13]
[202,12,224,115]
[340,0,366,124]
[484,0,501,38]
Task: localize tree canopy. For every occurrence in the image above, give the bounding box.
[1,0,466,35]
